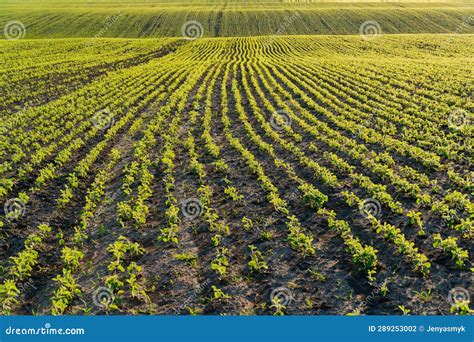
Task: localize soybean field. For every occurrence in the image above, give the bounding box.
[0,1,473,316]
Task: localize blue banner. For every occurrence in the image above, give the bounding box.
[0,316,472,342]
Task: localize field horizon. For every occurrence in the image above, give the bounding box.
[1,1,473,37]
